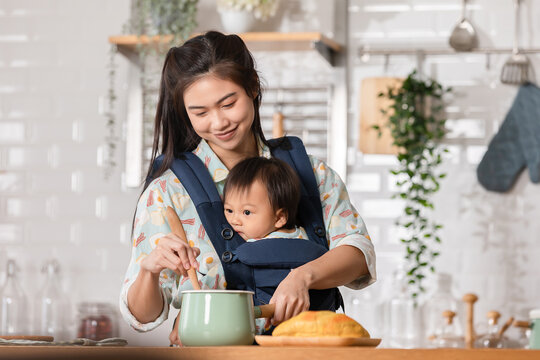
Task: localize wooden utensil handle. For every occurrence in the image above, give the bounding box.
[498,316,515,338]
[166,206,201,290]
[185,269,200,290]
[462,293,478,349]
[272,112,284,138]
[513,320,531,328]
[254,304,276,319]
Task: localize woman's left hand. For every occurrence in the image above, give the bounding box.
[267,269,311,327]
[169,311,183,346]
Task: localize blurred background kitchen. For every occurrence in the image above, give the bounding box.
[1,0,540,348]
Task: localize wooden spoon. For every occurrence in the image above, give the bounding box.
[165,206,201,290]
[272,88,284,138]
[497,316,515,340]
[272,110,284,138]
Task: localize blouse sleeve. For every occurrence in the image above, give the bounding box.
[118,179,175,332]
[310,156,377,290]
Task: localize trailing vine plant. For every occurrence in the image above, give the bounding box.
[104,0,198,180]
[104,44,118,180]
[375,70,451,300]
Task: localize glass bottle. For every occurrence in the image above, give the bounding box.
[387,267,423,348]
[348,287,382,340]
[435,310,464,348]
[475,311,507,348]
[0,259,28,335]
[33,259,69,340]
[423,272,461,345]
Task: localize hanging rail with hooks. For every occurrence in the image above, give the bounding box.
[358,47,540,57]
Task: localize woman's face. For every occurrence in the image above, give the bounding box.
[183,74,256,157]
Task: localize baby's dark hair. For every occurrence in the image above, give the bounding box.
[223,157,301,229]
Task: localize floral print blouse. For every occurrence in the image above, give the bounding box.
[119,138,377,332]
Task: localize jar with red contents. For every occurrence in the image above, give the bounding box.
[76,302,118,340]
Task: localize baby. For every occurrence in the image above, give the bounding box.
[223,157,301,241]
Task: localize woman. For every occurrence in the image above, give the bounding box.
[119,31,376,345]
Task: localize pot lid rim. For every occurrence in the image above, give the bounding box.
[181,289,255,294]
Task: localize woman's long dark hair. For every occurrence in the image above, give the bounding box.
[143,31,268,192]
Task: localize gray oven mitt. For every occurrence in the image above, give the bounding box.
[477,83,540,192]
[519,84,540,183]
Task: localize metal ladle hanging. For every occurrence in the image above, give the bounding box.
[449,0,478,51]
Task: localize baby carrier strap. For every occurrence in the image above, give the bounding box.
[268,136,328,249]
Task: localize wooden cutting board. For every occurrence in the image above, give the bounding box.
[0,335,54,341]
[358,77,403,155]
[255,335,381,347]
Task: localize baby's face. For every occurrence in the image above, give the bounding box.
[224,180,280,240]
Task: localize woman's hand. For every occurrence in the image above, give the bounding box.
[267,269,311,327]
[169,311,183,346]
[140,233,200,278]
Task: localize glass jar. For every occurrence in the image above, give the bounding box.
[76,302,118,340]
[512,320,531,349]
[434,310,464,348]
[475,311,508,348]
[423,273,461,345]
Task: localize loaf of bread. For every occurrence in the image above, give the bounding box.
[272,311,370,338]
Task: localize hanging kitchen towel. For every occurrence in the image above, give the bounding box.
[477,83,540,192]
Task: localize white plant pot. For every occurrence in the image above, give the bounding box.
[219,9,256,34]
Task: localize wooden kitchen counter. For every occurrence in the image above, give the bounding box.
[0,346,539,360]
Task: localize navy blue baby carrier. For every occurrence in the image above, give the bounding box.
[149,136,343,312]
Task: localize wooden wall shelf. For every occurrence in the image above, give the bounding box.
[108,32,342,66]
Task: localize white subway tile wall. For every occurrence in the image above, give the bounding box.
[1,0,540,347]
[349,0,540,336]
[0,0,178,346]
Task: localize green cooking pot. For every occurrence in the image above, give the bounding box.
[179,290,274,346]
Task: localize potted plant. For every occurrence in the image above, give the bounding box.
[376,70,451,300]
[217,0,280,33]
[104,0,199,180]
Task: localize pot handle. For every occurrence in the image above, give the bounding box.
[254,304,275,319]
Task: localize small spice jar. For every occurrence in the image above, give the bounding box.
[76,302,118,340]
